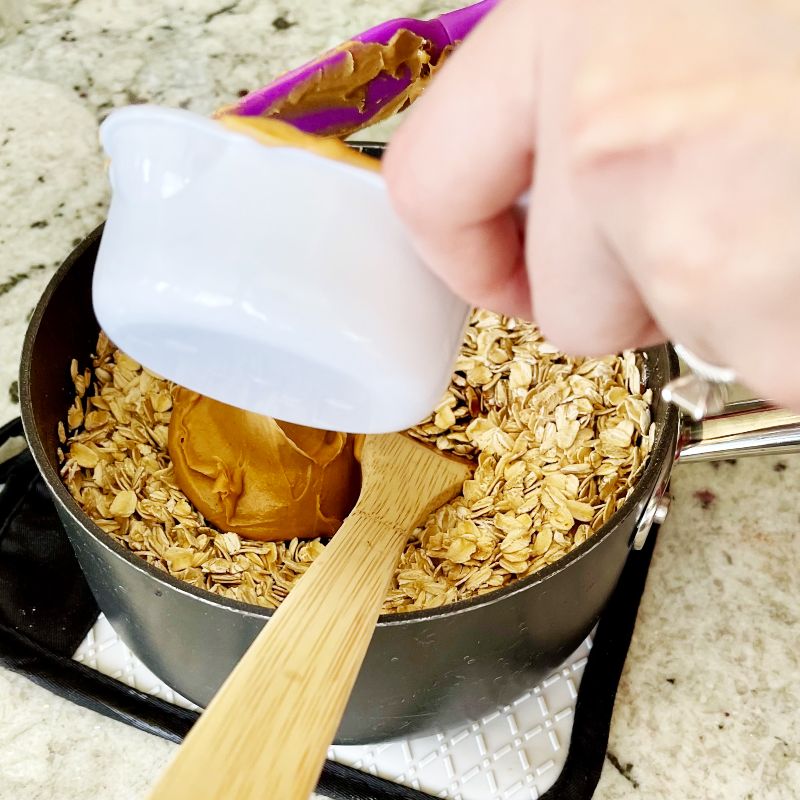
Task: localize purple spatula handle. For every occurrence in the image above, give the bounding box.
[437,0,498,42]
[220,0,498,137]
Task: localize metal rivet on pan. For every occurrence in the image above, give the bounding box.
[632,493,672,551]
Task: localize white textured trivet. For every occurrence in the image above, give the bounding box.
[74,615,593,800]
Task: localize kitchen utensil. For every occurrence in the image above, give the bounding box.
[149,434,470,800]
[21,181,800,745]
[93,105,469,434]
[217,0,497,137]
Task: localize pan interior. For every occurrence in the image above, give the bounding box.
[21,226,680,625]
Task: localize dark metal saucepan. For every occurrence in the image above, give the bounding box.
[19,219,800,745]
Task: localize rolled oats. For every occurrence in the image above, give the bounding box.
[62,311,653,613]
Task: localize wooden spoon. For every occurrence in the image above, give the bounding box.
[148,433,471,800]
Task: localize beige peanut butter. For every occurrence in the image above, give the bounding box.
[168,388,361,542]
[217,114,381,172]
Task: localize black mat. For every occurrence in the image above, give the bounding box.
[0,415,658,799]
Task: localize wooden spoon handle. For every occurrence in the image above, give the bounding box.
[148,434,470,800]
[149,508,407,800]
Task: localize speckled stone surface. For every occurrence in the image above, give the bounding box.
[595,456,800,800]
[1,2,799,799]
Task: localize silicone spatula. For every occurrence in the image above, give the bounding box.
[216,0,497,137]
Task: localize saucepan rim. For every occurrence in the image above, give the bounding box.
[20,224,681,628]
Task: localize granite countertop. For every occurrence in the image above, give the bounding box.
[1,2,798,799]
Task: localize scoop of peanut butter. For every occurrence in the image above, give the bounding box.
[168,388,361,541]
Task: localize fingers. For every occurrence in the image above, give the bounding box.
[383,0,537,318]
[563,0,800,406]
[573,124,800,408]
[526,149,665,355]
[387,0,800,416]
[522,5,665,354]
[385,0,668,351]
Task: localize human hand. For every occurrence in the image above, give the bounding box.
[384,0,800,409]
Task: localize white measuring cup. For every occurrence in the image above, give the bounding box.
[93,105,469,433]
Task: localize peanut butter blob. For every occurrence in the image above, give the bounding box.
[217,114,381,173]
[168,388,361,541]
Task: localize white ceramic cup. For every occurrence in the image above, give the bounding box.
[93,106,469,433]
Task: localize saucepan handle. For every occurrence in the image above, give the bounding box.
[676,400,800,462]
